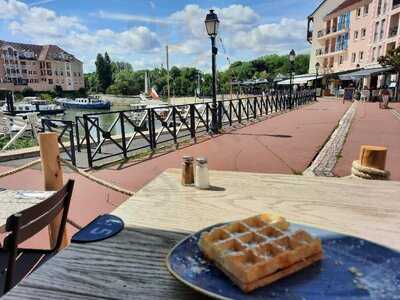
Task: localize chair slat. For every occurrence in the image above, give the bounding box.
[13,183,70,226]
[16,198,65,245]
[1,180,74,295]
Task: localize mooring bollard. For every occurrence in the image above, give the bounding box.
[39,132,69,249]
[351,145,390,180]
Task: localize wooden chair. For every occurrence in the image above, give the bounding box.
[0,180,74,295]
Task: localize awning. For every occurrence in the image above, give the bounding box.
[339,66,393,80]
[277,75,323,85]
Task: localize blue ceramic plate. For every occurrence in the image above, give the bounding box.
[166,223,400,300]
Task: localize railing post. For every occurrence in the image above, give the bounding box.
[75,117,81,152]
[83,115,93,169]
[68,122,77,167]
[238,99,242,123]
[119,112,128,159]
[95,117,102,154]
[148,108,156,150]
[253,97,257,119]
[218,102,223,129]
[172,107,177,144]
[206,103,210,132]
[190,104,196,140]
[229,100,233,126]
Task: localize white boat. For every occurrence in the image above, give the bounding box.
[55,96,111,109]
[2,97,65,116]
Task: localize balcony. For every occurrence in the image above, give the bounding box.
[316,27,347,39]
[316,47,347,57]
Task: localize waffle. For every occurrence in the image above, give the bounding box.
[198,213,323,293]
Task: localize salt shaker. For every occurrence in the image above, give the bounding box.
[181,156,194,186]
[195,157,210,189]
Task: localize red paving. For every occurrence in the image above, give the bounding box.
[334,102,400,180]
[95,99,350,192]
[0,99,349,248]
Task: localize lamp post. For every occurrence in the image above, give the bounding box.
[288,49,296,109]
[315,62,320,101]
[205,9,219,133]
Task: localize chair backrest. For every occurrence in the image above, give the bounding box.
[2,179,74,292]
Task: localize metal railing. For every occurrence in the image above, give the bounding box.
[81,90,315,168]
[41,119,77,166]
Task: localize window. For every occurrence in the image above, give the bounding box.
[352,53,356,63]
[364,4,369,15]
[46,62,51,69]
[374,21,379,42]
[383,0,387,13]
[339,55,343,64]
[48,79,53,84]
[47,70,52,76]
[378,45,382,57]
[359,51,364,61]
[361,28,366,38]
[354,31,359,40]
[377,0,382,15]
[357,8,361,17]
[380,19,386,40]
[329,57,334,67]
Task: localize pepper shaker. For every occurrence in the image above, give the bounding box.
[195,157,210,189]
[181,156,194,186]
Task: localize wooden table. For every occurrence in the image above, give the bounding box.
[4,169,400,299]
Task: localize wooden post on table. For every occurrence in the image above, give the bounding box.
[359,145,387,170]
[39,132,69,249]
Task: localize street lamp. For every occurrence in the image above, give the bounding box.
[205,9,219,133]
[288,49,296,109]
[315,62,320,101]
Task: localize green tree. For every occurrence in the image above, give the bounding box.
[54,85,63,97]
[95,53,113,93]
[21,87,35,97]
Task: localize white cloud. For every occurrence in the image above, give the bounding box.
[0,1,309,72]
[93,10,172,25]
[0,0,162,72]
[230,18,307,53]
[29,0,56,6]
[0,0,28,19]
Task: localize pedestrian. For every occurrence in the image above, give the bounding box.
[380,86,390,109]
[343,83,355,104]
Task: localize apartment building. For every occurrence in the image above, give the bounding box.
[0,40,84,92]
[308,0,400,74]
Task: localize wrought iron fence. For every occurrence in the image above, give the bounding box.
[41,119,77,166]
[81,90,315,168]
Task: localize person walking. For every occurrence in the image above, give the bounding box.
[380,86,390,109]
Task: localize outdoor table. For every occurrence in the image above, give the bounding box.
[3,169,400,299]
[0,190,55,234]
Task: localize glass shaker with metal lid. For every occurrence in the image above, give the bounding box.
[181,156,194,186]
[195,157,210,189]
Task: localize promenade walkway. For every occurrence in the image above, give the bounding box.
[0,98,349,236]
[334,102,400,180]
[94,99,350,191]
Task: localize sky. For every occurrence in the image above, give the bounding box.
[0,0,321,73]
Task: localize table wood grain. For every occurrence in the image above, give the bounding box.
[3,169,400,299]
[4,226,209,300]
[115,169,400,251]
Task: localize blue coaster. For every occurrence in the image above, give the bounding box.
[72,214,124,243]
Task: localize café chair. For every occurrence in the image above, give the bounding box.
[0,180,74,295]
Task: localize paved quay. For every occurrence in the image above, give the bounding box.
[94,99,350,192]
[334,102,400,180]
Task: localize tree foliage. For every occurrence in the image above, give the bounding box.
[86,53,310,97]
[378,47,400,71]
